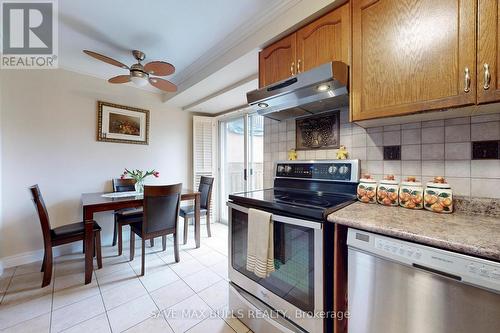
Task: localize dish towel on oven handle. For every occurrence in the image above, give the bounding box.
[246,208,275,278]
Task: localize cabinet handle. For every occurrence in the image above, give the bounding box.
[297,59,301,73]
[483,63,491,90]
[290,62,295,76]
[464,67,471,93]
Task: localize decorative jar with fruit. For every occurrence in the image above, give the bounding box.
[377,175,399,206]
[357,174,377,204]
[424,177,453,213]
[399,177,423,210]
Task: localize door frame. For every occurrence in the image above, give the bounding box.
[217,111,262,224]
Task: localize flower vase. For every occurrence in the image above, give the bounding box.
[134,179,144,193]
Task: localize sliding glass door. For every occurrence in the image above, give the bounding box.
[219,113,264,223]
[247,113,264,191]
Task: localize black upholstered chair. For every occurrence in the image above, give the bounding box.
[30,185,102,287]
[129,184,182,276]
[111,178,148,255]
[180,176,214,244]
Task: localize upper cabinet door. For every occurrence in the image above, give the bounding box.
[351,0,477,121]
[259,33,297,88]
[296,2,350,73]
[477,0,500,104]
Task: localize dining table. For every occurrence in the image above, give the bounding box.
[81,188,201,284]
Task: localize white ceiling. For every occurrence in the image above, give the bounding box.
[58,0,341,113]
[59,0,280,91]
[168,50,259,113]
[183,78,258,114]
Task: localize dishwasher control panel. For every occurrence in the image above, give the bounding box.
[347,228,500,293]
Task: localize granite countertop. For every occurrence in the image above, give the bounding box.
[327,202,500,262]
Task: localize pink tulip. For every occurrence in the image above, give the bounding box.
[153,171,160,178]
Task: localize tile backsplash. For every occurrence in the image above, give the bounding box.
[263,109,500,199]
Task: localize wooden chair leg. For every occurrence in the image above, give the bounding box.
[130,229,135,261]
[112,217,118,246]
[206,213,212,238]
[95,231,103,269]
[118,223,123,256]
[183,217,188,245]
[162,235,167,251]
[41,248,52,288]
[173,232,180,263]
[141,239,146,276]
[41,251,46,272]
[150,238,155,247]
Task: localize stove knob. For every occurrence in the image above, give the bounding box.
[338,165,349,175]
[277,165,285,173]
[284,165,292,173]
[328,165,337,174]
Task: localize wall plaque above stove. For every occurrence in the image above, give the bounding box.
[295,111,340,150]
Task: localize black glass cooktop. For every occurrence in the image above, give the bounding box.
[229,188,356,221]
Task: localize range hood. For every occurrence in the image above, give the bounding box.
[247,61,349,121]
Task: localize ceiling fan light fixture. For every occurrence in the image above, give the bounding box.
[131,75,148,86]
[83,49,177,92]
[130,70,149,87]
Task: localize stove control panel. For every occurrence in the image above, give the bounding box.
[275,160,360,182]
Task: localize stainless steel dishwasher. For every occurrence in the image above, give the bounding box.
[347,228,500,333]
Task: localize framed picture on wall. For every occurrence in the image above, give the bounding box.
[97,101,150,145]
[296,111,340,150]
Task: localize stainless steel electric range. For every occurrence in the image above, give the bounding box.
[227,160,360,333]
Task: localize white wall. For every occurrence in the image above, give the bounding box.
[0,69,192,264]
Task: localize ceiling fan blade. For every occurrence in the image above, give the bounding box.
[108,75,131,83]
[83,50,129,69]
[144,61,175,76]
[149,77,177,92]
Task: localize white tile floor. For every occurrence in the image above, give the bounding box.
[0,223,251,333]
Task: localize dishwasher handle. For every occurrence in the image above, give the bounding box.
[412,263,462,282]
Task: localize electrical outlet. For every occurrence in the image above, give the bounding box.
[472,141,499,159]
[384,146,401,160]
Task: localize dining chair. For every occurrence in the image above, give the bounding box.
[111,178,146,255]
[180,176,214,244]
[129,183,182,276]
[30,184,103,287]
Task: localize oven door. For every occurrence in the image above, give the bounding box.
[227,202,324,333]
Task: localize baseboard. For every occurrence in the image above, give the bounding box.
[0,249,44,270]
[0,222,222,271]
[0,243,83,270]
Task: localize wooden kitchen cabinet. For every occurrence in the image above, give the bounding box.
[477,0,500,104]
[259,33,296,88]
[296,2,350,73]
[351,0,477,121]
[259,3,350,88]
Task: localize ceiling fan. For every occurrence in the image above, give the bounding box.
[83,49,177,92]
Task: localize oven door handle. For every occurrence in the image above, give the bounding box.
[227,202,323,230]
